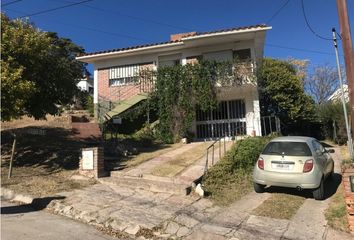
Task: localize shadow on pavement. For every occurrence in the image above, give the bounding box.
[264,173,342,200]
[1,196,65,215]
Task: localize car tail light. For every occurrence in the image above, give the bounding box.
[257,157,264,170]
[303,159,314,173]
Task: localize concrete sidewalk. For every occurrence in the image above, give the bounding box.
[46,182,271,239]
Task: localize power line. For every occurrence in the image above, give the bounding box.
[1,0,22,7]
[5,8,150,42]
[83,4,193,32]
[266,0,290,24]
[53,0,193,32]
[266,43,341,56]
[300,0,332,41]
[3,4,340,58]
[18,0,94,18]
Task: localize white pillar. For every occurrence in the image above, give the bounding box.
[93,67,99,119]
[93,67,98,104]
[245,88,262,136]
[253,99,262,136]
[181,58,187,65]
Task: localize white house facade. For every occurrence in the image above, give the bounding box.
[77,76,94,93]
[76,24,271,139]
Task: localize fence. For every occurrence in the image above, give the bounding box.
[260,116,281,136]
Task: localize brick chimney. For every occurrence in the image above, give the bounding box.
[170,32,197,41]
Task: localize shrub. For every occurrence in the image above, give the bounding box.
[86,95,94,116]
[204,137,270,180]
[203,137,271,205]
[317,102,349,144]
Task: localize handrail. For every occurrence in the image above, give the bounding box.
[203,126,248,175]
[204,135,227,175]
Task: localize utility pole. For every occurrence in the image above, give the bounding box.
[332,28,354,158]
[336,0,354,159]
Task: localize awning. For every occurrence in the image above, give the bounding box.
[105,93,148,119]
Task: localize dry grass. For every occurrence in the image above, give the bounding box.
[1,114,74,131]
[339,144,351,165]
[124,143,182,168]
[1,113,96,197]
[325,185,350,233]
[252,193,305,219]
[150,142,210,177]
[1,167,96,197]
[206,172,253,206]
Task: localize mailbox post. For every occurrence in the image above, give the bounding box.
[79,147,107,178]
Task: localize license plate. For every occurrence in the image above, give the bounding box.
[272,163,293,170]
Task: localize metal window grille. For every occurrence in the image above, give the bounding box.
[196,99,246,139]
[109,64,140,86]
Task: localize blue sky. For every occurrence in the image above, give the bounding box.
[2,0,353,74]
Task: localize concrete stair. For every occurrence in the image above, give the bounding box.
[101,141,235,197]
[99,175,191,195]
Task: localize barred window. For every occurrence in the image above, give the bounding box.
[109,64,140,86]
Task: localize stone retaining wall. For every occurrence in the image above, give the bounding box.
[341,166,354,232]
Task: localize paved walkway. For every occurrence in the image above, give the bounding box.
[116,142,204,178]
[45,145,354,239]
[47,183,272,239]
[105,140,234,195]
[282,148,344,240]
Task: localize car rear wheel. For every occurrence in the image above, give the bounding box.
[253,182,266,193]
[313,178,325,200]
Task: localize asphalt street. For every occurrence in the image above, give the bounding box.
[1,200,115,240]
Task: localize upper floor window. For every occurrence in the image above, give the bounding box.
[158,53,181,67]
[186,56,202,65]
[233,49,251,61]
[203,50,233,62]
[109,64,149,87]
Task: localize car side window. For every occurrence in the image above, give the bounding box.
[314,141,325,154]
[311,140,318,153]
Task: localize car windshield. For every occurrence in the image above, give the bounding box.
[262,141,312,156]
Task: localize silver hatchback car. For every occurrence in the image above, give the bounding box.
[253,136,334,200]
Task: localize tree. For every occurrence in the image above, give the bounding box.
[1,13,86,121]
[287,58,309,84]
[305,64,340,104]
[258,58,315,124]
[317,102,348,144]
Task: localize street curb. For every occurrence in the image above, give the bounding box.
[1,187,34,204]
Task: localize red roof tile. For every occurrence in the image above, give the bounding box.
[78,24,268,58]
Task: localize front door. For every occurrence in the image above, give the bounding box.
[196,99,246,139]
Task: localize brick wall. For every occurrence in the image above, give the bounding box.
[97,63,155,102]
[170,32,197,41]
[341,166,354,232]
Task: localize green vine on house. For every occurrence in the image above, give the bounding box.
[125,59,255,143]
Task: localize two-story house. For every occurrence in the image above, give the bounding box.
[76,24,271,140]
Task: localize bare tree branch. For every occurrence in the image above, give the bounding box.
[305,64,343,104]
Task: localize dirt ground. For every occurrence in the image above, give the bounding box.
[1,113,96,197]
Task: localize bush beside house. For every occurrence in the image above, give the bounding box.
[203,137,271,205]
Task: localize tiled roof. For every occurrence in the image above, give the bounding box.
[78,24,268,57]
